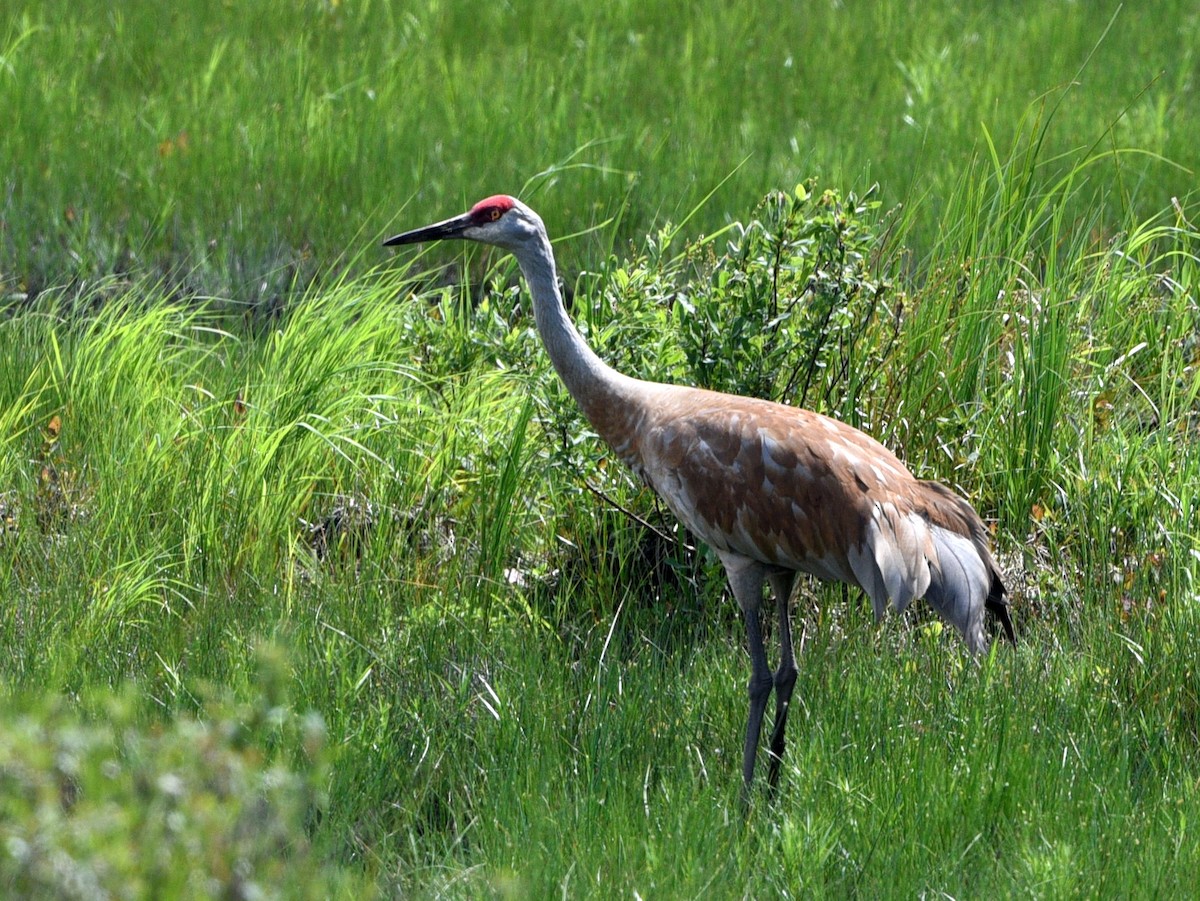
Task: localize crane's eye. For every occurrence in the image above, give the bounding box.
[487,207,503,222]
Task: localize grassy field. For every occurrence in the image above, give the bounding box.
[3,0,1200,897]
[3,0,1198,297]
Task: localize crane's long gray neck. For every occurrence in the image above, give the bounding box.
[512,232,645,453]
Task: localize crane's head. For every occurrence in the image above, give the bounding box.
[383,195,545,254]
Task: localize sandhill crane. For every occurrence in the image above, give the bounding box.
[384,195,1016,795]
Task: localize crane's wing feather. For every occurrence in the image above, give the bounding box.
[848,502,934,620]
[633,385,1012,648]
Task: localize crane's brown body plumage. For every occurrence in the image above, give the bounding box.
[582,379,1011,649]
[384,195,1014,798]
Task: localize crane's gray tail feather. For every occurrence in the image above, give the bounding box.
[915,480,1017,652]
[847,487,1016,652]
[922,525,1015,653]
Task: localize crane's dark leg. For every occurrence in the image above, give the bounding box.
[766,572,798,792]
[741,605,773,797]
[722,558,771,801]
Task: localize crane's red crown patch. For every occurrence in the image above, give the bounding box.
[470,194,516,223]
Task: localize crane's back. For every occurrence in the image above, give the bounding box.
[627,383,1006,646]
[635,385,913,567]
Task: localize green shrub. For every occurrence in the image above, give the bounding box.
[0,647,375,900]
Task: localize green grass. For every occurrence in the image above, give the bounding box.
[3,172,1198,895]
[3,0,1200,897]
[1,0,1197,298]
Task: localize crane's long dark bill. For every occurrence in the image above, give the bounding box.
[382,211,472,246]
